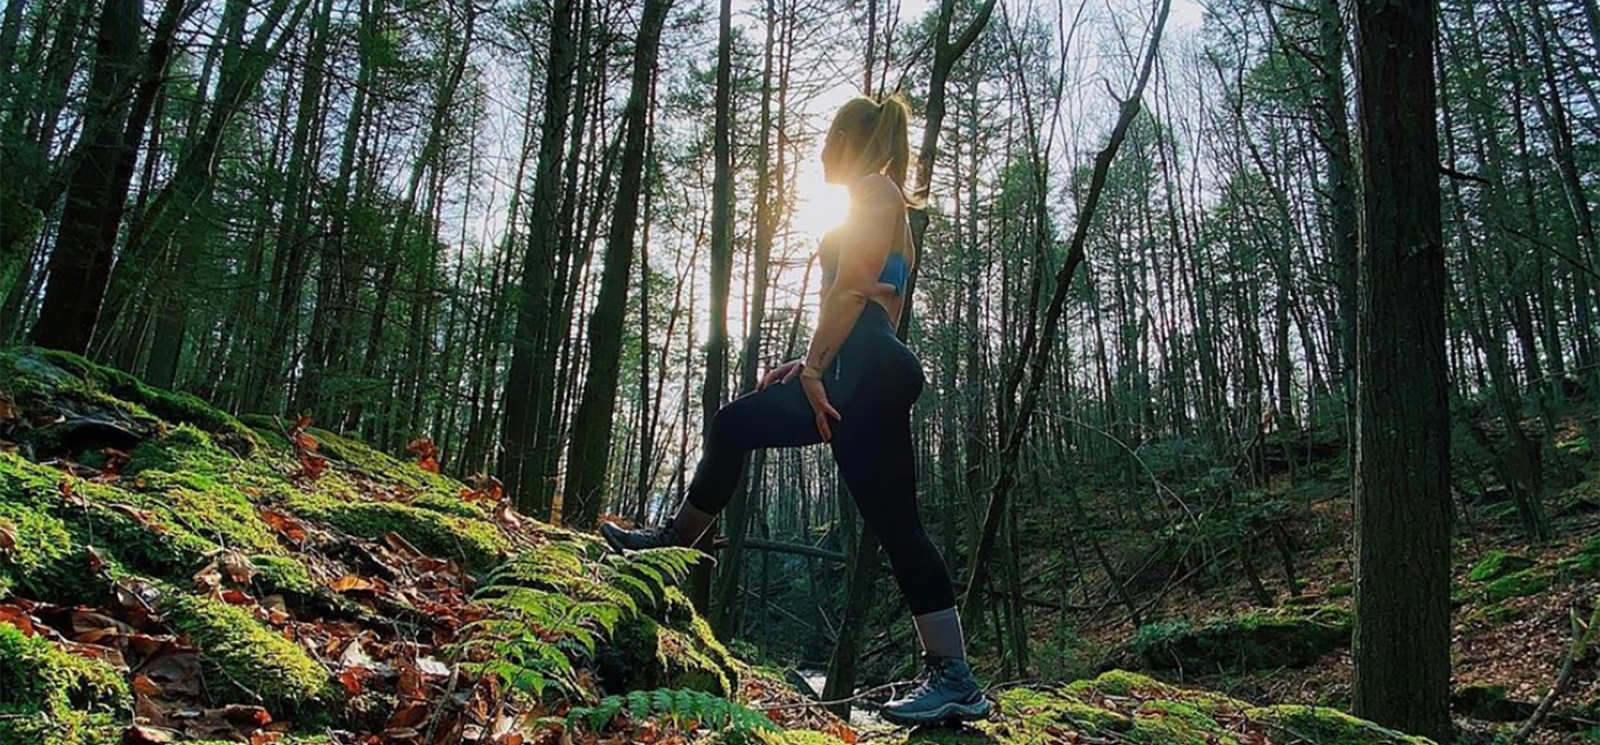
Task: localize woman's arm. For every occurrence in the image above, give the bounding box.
[802,176,905,373]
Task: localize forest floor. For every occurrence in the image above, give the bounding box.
[1051,431,1600,744]
[0,346,1447,745]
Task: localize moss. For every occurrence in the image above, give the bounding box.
[769,731,851,745]
[1065,669,1177,699]
[1327,583,1353,598]
[1467,551,1535,583]
[1125,698,1241,744]
[161,592,330,711]
[251,554,317,597]
[286,485,505,572]
[1247,705,1433,744]
[0,622,129,745]
[308,428,433,488]
[1461,601,1524,625]
[123,424,235,476]
[600,587,738,697]
[236,413,294,449]
[26,348,258,454]
[0,451,215,600]
[996,687,1133,733]
[1128,606,1351,674]
[1560,535,1600,577]
[0,501,75,597]
[1481,567,1553,602]
[127,469,279,553]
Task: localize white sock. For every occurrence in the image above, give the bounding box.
[913,607,966,660]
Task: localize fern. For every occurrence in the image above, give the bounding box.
[455,536,704,701]
[567,688,778,734]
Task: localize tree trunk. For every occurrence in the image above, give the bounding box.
[501,0,578,515]
[560,0,673,529]
[32,0,186,353]
[1350,0,1452,738]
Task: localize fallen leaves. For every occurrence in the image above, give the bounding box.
[259,508,308,545]
[0,517,15,552]
[462,474,504,503]
[290,416,327,480]
[407,437,441,473]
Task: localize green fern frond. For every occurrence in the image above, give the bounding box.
[567,688,777,735]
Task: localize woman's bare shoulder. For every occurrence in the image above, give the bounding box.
[860,173,906,206]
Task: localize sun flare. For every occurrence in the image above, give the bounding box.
[790,160,851,246]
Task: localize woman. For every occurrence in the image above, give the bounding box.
[601,93,987,725]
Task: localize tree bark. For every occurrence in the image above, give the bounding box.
[501,0,578,515]
[561,0,673,529]
[1350,0,1452,738]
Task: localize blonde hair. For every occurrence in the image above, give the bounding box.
[829,92,919,206]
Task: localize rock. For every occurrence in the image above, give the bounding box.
[1467,551,1535,583]
[1127,605,1351,674]
[1481,567,1553,603]
[1451,683,1535,721]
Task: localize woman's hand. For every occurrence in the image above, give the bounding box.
[758,360,805,391]
[801,376,842,442]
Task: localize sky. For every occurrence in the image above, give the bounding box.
[784,0,1211,244]
[446,0,1219,369]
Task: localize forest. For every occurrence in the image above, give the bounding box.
[1,0,1599,742]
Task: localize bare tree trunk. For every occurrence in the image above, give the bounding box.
[501,0,578,515]
[561,0,673,528]
[1350,0,1452,738]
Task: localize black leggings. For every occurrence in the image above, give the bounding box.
[687,302,956,615]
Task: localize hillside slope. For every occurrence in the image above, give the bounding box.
[0,348,1433,745]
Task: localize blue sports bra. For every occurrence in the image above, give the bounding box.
[821,247,909,296]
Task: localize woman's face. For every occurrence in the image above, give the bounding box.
[821,127,845,184]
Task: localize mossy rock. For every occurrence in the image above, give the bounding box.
[0,499,75,597]
[1559,535,1600,577]
[0,451,224,601]
[285,483,505,572]
[1127,606,1351,674]
[872,672,1440,745]
[1481,567,1552,603]
[0,622,129,745]
[599,587,738,697]
[161,591,331,712]
[26,348,258,454]
[1327,583,1353,599]
[251,554,317,597]
[706,729,850,745]
[1467,551,1535,583]
[996,686,1133,733]
[1,348,257,456]
[1461,600,1524,625]
[1450,683,1534,721]
[1245,705,1434,744]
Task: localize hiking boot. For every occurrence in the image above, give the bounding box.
[880,654,990,725]
[600,521,681,552]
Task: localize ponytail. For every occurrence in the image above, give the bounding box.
[829,92,920,207]
[868,93,913,197]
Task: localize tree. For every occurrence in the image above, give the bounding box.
[1350,0,1452,739]
[501,0,579,516]
[561,0,674,529]
[30,0,188,352]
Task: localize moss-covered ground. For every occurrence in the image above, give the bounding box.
[0,348,1452,744]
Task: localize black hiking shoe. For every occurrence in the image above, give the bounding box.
[600,521,681,552]
[880,654,990,725]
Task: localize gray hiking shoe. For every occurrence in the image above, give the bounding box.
[880,654,990,725]
[600,521,681,552]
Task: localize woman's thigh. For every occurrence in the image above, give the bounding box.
[710,378,825,452]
